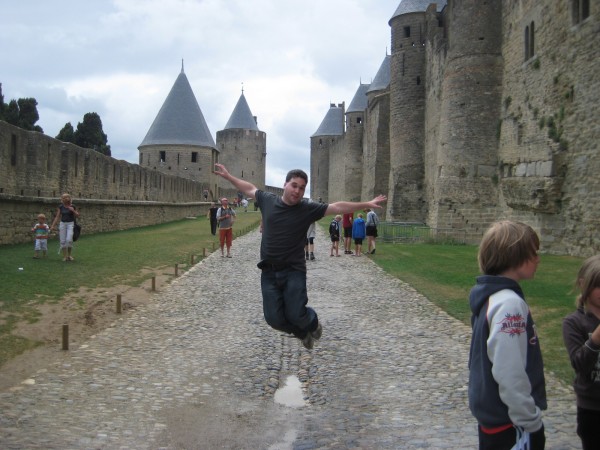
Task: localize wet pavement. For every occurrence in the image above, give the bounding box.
[0,226,579,449]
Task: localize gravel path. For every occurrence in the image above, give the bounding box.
[0,227,579,449]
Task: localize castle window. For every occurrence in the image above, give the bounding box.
[524,22,535,61]
[404,26,411,38]
[356,117,362,124]
[416,76,421,85]
[191,152,198,163]
[159,151,166,163]
[177,153,180,165]
[139,152,143,165]
[572,0,590,24]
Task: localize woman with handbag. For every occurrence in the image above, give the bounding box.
[50,193,80,261]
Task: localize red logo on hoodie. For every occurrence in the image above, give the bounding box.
[497,313,526,337]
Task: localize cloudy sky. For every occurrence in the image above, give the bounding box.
[1,0,399,193]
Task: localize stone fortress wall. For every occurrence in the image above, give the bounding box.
[313,0,598,257]
[0,121,209,246]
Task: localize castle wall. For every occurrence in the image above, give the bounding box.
[327,136,346,202]
[497,0,600,256]
[0,195,206,246]
[343,111,365,202]
[0,121,211,245]
[361,92,390,214]
[216,128,267,201]
[310,136,332,202]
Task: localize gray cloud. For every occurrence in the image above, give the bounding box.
[1,0,398,195]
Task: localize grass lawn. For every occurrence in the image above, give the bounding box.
[318,217,584,385]
[1,212,584,386]
[0,212,262,367]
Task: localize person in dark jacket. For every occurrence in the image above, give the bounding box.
[213,163,386,350]
[468,220,546,450]
[562,254,600,450]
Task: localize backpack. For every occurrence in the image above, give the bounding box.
[329,220,339,235]
[368,211,379,226]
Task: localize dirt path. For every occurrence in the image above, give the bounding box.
[0,268,175,392]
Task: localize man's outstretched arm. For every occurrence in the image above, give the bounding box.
[325,195,387,215]
[214,164,258,199]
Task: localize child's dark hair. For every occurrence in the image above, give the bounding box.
[478,220,540,275]
[285,169,308,183]
[575,254,600,309]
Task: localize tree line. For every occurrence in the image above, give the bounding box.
[0,83,111,156]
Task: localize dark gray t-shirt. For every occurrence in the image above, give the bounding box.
[256,190,328,272]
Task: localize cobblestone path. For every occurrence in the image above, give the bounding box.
[0,227,579,449]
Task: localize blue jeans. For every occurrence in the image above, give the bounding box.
[260,269,318,339]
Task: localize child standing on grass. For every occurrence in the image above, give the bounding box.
[31,213,50,259]
[468,220,546,450]
[562,254,600,450]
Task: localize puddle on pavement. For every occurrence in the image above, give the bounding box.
[274,375,305,408]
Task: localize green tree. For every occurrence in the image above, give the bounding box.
[56,122,75,143]
[73,112,111,156]
[5,100,20,126]
[17,98,43,132]
[1,96,43,133]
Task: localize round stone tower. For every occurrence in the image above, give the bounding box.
[138,65,217,197]
[345,83,370,202]
[310,103,344,202]
[388,0,434,222]
[433,0,503,229]
[216,91,266,201]
[363,56,391,210]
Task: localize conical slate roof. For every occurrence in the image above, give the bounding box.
[367,55,391,94]
[224,93,259,131]
[311,104,344,137]
[390,0,446,21]
[139,69,215,148]
[346,83,370,113]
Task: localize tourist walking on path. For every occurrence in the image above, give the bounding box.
[329,215,342,257]
[207,202,219,236]
[352,213,366,257]
[365,208,379,255]
[213,163,386,350]
[562,254,600,450]
[50,193,79,262]
[468,220,546,450]
[216,198,236,257]
[342,213,353,254]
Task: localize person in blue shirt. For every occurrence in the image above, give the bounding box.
[351,213,366,257]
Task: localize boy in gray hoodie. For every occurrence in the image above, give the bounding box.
[468,220,546,449]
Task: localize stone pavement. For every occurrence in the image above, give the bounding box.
[0,227,580,449]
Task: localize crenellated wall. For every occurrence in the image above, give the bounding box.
[0,121,210,245]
